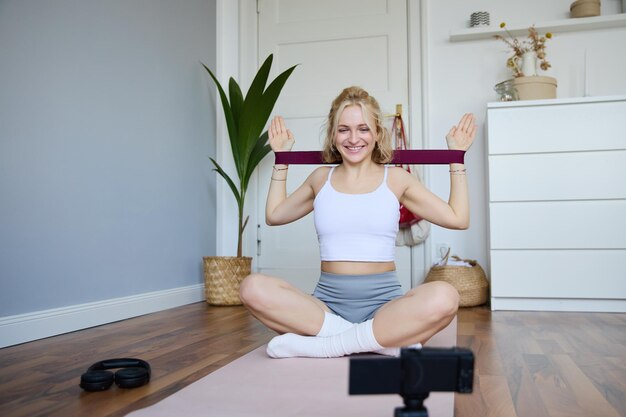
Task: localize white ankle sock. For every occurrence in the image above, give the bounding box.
[267,319,383,358]
[373,342,423,357]
[315,312,421,357]
[316,312,354,337]
[314,312,399,356]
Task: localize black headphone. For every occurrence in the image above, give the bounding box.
[80,358,151,392]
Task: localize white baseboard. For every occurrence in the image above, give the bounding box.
[491,297,626,312]
[0,284,205,348]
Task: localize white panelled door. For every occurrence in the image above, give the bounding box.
[256,0,413,293]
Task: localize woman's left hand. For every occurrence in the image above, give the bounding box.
[445,113,477,151]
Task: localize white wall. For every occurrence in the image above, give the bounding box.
[424,0,626,271]
[0,0,217,328]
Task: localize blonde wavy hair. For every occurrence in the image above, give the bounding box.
[322,86,393,164]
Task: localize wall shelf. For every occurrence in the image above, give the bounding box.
[449,13,626,42]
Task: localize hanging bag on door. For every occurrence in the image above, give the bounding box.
[392,108,430,246]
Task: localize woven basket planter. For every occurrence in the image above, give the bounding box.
[425,256,489,307]
[203,256,251,306]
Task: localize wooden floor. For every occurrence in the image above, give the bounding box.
[455,308,625,417]
[0,303,624,417]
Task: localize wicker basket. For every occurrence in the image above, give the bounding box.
[425,255,489,307]
[203,256,251,306]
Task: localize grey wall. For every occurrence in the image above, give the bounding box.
[0,0,217,316]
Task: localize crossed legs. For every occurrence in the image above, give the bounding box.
[239,273,331,335]
[239,273,459,358]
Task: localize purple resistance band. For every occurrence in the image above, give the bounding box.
[274,149,465,165]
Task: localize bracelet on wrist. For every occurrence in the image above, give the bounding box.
[450,168,466,176]
[273,165,288,172]
[271,177,287,181]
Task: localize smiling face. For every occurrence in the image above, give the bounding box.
[334,105,376,164]
[322,86,393,164]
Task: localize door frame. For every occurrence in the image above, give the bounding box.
[214,0,432,285]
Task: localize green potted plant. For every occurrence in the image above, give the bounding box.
[201,54,296,305]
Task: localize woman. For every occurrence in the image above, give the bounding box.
[240,86,476,358]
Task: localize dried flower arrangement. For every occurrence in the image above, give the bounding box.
[495,22,552,77]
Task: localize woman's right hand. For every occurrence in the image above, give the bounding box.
[269,116,295,152]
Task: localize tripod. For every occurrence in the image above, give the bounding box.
[394,392,430,417]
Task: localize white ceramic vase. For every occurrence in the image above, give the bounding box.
[521,51,538,77]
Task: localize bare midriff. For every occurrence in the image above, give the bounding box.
[321,261,396,275]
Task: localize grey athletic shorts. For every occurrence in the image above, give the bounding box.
[312,271,404,323]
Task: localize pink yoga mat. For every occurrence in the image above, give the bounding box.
[127,318,457,417]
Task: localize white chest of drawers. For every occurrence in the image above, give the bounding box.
[486,95,626,312]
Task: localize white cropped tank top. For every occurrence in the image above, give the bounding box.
[313,166,400,262]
